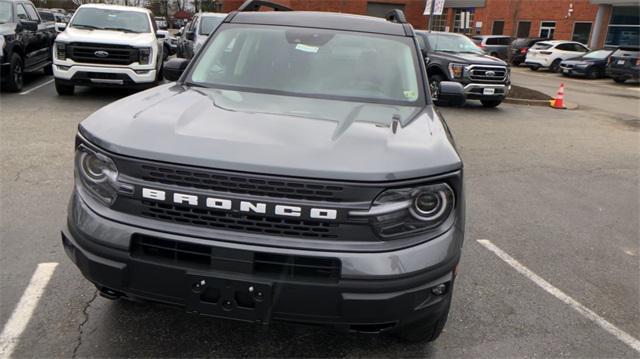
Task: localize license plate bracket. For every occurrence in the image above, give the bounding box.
[184,274,273,323]
[483,88,496,95]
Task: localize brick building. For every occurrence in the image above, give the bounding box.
[222,0,640,48]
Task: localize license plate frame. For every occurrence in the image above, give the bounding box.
[184,274,274,323]
[483,88,496,95]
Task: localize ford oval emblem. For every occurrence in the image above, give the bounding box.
[94,50,109,58]
[486,70,496,77]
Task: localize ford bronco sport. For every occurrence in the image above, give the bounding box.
[62,0,466,342]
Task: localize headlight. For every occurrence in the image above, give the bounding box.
[75,146,119,205]
[56,42,66,60]
[576,63,589,68]
[448,63,465,79]
[350,183,455,239]
[138,47,151,65]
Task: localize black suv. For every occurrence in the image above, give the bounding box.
[416,30,510,108]
[0,0,56,91]
[62,0,466,342]
[606,46,640,83]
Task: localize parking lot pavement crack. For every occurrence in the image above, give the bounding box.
[71,289,98,359]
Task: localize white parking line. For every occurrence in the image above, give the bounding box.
[18,79,54,96]
[0,263,58,359]
[477,240,640,354]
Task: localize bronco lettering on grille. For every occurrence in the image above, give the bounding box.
[141,188,338,220]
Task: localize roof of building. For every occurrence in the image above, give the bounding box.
[229,11,408,36]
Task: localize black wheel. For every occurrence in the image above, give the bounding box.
[43,63,53,75]
[429,74,445,103]
[481,99,502,108]
[529,65,540,71]
[2,53,24,92]
[550,59,562,73]
[586,67,601,79]
[512,60,522,66]
[55,79,74,96]
[613,77,626,83]
[394,296,451,342]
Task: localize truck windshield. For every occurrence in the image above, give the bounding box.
[199,16,224,35]
[0,2,12,23]
[189,25,422,105]
[427,33,483,54]
[70,8,150,33]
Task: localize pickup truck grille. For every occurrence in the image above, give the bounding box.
[67,42,139,65]
[468,66,508,83]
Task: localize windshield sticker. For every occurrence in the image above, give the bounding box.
[295,44,319,53]
[403,90,418,100]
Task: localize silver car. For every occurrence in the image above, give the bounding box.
[471,35,512,60]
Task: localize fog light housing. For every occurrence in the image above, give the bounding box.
[57,65,70,71]
[431,284,447,296]
[135,70,150,74]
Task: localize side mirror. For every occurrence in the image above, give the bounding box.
[18,19,38,31]
[436,81,466,107]
[176,31,182,37]
[155,31,165,39]
[186,31,195,41]
[163,58,190,81]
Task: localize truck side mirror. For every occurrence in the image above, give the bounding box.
[186,31,195,41]
[164,58,190,81]
[436,81,466,107]
[18,19,38,32]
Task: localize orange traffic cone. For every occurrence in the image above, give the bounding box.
[550,83,566,109]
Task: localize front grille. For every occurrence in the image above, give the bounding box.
[68,42,139,65]
[140,200,341,239]
[131,234,341,281]
[468,66,508,83]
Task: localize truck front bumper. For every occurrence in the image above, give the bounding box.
[463,83,509,100]
[53,63,156,88]
[62,191,462,332]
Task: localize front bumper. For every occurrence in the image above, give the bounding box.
[53,63,156,87]
[559,64,589,76]
[463,83,509,100]
[63,191,462,331]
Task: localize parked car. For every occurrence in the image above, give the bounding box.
[63,1,466,343]
[471,35,511,60]
[0,0,57,91]
[176,12,226,59]
[416,30,510,108]
[525,40,590,72]
[559,48,615,79]
[510,37,547,65]
[154,16,167,30]
[38,9,67,32]
[52,4,165,95]
[606,46,640,83]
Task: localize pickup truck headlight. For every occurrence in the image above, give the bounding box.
[139,47,151,65]
[56,42,66,60]
[350,183,455,239]
[448,63,465,79]
[75,146,119,205]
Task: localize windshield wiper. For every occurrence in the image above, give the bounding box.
[72,24,102,30]
[102,27,142,33]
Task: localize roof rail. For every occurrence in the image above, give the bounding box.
[385,9,408,24]
[237,0,292,12]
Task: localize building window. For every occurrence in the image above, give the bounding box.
[453,8,474,34]
[366,2,406,19]
[606,6,640,47]
[492,20,504,35]
[428,14,448,32]
[539,21,556,39]
[517,21,531,38]
[572,22,592,45]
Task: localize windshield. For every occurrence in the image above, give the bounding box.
[70,7,150,33]
[190,25,422,105]
[0,2,12,23]
[199,16,224,35]
[583,49,613,59]
[39,11,54,21]
[427,33,483,54]
[532,42,553,50]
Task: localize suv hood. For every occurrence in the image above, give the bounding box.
[57,26,154,46]
[80,84,462,181]
[433,51,507,66]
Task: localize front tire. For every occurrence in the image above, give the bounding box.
[613,77,626,83]
[586,67,601,79]
[481,99,502,108]
[550,59,562,73]
[2,53,24,92]
[429,74,445,104]
[55,79,74,96]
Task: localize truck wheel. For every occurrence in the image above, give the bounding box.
[481,99,502,108]
[613,77,626,83]
[429,74,445,103]
[550,59,562,73]
[2,53,24,92]
[393,297,451,342]
[44,63,54,76]
[55,80,74,96]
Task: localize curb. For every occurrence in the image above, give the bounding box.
[504,98,579,110]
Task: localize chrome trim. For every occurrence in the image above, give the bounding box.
[463,83,508,95]
[349,200,412,217]
[89,79,124,85]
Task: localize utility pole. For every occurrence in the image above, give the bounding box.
[427,0,437,31]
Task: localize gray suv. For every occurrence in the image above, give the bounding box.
[62,0,466,343]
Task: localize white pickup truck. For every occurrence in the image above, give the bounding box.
[52,4,164,95]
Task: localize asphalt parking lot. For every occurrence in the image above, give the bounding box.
[1,72,639,358]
